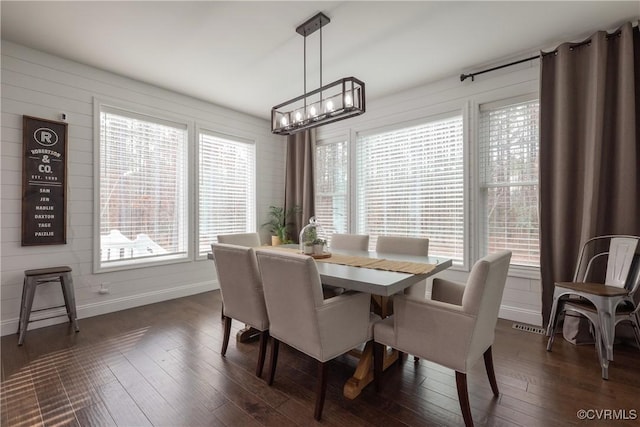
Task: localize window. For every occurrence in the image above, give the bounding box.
[479,96,539,267]
[314,137,348,236]
[197,130,255,256]
[355,115,465,262]
[98,106,189,270]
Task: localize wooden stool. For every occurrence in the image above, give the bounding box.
[17,266,80,345]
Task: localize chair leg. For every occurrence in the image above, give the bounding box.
[630,313,640,350]
[546,313,559,351]
[17,278,27,335]
[598,335,609,380]
[546,295,561,337]
[588,317,609,380]
[596,300,616,361]
[546,297,565,351]
[483,347,499,397]
[256,330,269,378]
[455,371,474,427]
[221,316,231,356]
[373,342,385,392]
[314,361,328,421]
[267,338,279,386]
[18,279,37,346]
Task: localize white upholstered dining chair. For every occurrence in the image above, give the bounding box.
[216,232,262,319]
[376,236,430,298]
[218,232,261,247]
[373,251,512,427]
[375,235,431,362]
[324,233,369,297]
[255,249,377,420]
[211,243,270,378]
[330,233,370,251]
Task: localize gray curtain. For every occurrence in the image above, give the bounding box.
[284,129,315,242]
[539,22,640,329]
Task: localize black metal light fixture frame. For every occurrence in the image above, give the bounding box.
[271,13,366,136]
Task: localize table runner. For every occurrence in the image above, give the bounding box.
[263,246,437,275]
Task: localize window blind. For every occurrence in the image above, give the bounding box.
[479,97,539,266]
[314,138,348,237]
[198,131,255,256]
[356,116,464,262]
[99,109,188,268]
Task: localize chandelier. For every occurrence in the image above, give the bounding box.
[271,13,366,135]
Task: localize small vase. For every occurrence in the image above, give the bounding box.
[313,244,324,255]
[271,236,282,246]
[303,243,313,254]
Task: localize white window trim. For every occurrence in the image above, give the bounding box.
[93,97,194,273]
[194,126,256,260]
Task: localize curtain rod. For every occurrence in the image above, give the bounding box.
[461,24,636,83]
[460,55,539,82]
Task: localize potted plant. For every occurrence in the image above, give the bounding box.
[302,225,318,245]
[299,216,327,254]
[303,240,313,254]
[312,238,326,255]
[262,205,299,246]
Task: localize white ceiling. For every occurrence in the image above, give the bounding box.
[2,1,638,120]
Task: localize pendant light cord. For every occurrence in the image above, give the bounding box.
[303,34,307,109]
[320,23,323,88]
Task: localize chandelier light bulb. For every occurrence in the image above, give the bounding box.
[325,100,334,112]
[280,116,288,127]
[309,105,317,117]
[345,93,353,107]
[295,111,302,122]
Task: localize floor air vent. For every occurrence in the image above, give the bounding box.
[512,323,546,335]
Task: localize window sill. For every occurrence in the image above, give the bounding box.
[96,253,190,274]
[507,265,540,280]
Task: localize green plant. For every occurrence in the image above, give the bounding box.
[312,238,326,246]
[262,205,300,243]
[302,226,318,243]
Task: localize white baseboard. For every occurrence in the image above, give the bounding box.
[499,304,542,327]
[3,283,542,337]
[1,280,217,337]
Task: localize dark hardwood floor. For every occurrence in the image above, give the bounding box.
[2,291,639,426]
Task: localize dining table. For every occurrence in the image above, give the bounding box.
[209,245,452,399]
[267,245,453,399]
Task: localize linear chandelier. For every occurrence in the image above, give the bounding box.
[271,13,366,135]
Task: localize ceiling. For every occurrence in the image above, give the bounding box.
[2,1,638,120]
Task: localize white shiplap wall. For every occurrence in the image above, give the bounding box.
[317,61,543,326]
[1,40,286,336]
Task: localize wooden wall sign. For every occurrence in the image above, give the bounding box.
[22,116,68,246]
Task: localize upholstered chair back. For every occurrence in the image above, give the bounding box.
[376,236,430,298]
[375,236,429,257]
[463,251,512,366]
[330,233,370,251]
[256,249,372,361]
[218,232,261,247]
[256,250,324,357]
[211,243,269,330]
